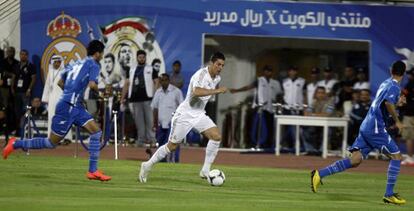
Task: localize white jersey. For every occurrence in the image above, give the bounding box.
[283,77,305,106]
[176,67,221,117]
[317,79,338,94]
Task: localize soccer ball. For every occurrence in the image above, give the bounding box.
[207,169,225,186]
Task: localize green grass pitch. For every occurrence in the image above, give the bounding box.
[0,155,413,210]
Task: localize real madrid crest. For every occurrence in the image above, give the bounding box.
[41,12,87,81]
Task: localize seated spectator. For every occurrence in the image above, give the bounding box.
[30,97,46,119]
[304,87,335,117]
[302,87,336,153]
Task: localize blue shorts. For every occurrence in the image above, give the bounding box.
[349,131,400,159]
[51,100,94,137]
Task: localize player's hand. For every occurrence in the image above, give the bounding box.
[217,87,228,94]
[397,95,407,107]
[396,121,404,134]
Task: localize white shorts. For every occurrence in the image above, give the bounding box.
[168,112,216,144]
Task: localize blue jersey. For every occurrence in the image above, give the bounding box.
[60,57,100,106]
[360,78,400,134]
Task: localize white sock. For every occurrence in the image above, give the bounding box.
[147,144,171,167]
[202,140,220,173]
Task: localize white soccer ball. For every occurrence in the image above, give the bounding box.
[207,169,225,186]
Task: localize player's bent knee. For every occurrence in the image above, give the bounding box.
[389,153,402,161]
[350,151,363,167]
[208,132,221,141]
[167,141,179,152]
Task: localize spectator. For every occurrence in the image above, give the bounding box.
[0,102,9,146]
[336,80,355,112]
[230,65,283,148]
[283,66,306,107]
[170,60,184,89]
[305,86,335,117]
[317,67,338,95]
[306,67,320,105]
[401,69,414,166]
[42,55,72,140]
[343,66,357,86]
[30,97,46,119]
[353,67,370,90]
[121,50,159,146]
[0,46,17,108]
[282,66,306,150]
[14,49,36,135]
[151,73,183,162]
[303,87,335,152]
[348,89,371,145]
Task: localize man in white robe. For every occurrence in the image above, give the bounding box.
[41,55,72,141]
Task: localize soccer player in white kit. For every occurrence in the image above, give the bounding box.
[139,52,228,183]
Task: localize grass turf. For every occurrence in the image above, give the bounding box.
[0,155,413,210]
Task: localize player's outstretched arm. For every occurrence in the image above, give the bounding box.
[193,87,227,97]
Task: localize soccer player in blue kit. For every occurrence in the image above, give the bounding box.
[3,40,111,181]
[311,61,407,205]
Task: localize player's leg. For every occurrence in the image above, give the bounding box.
[311,133,370,192]
[139,114,191,183]
[77,108,111,181]
[81,120,110,181]
[2,105,72,159]
[197,115,222,178]
[382,149,405,204]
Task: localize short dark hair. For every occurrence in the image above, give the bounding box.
[173,60,181,66]
[152,58,161,66]
[160,73,170,79]
[316,86,326,92]
[87,40,105,56]
[21,49,29,55]
[210,52,225,62]
[360,89,371,94]
[263,65,272,72]
[391,60,406,76]
[104,53,115,63]
[137,50,147,56]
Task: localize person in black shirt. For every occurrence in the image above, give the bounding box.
[121,50,159,147]
[0,46,18,108]
[401,69,414,165]
[14,49,36,136]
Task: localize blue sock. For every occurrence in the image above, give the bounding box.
[319,158,352,178]
[13,137,55,150]
[88,131,102,173]
[385,159,401,197]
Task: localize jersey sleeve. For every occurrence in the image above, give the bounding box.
[89,62,100,83]
[385,85,400,105]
